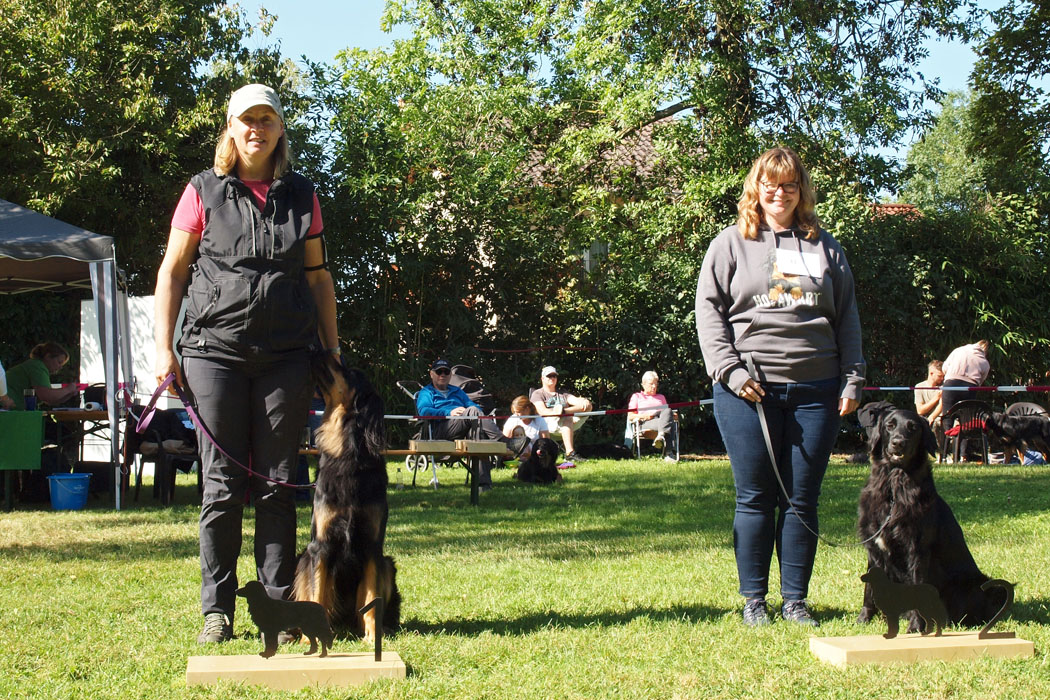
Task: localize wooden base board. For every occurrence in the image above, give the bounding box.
[810,632,1033,667]
[186,652,406,690]
[408,440,457,453]
[455,439,509,455]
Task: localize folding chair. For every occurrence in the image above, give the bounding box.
[123,404,200,505]
[939,399,992,464]
[395,381,475,488]
[627,412,680,460]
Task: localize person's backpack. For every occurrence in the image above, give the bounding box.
[449,365,495,414]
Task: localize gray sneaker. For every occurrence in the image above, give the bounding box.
[782,599,819,627]
[742,598,771,626]
[197,612,232,644]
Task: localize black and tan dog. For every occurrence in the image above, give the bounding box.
[292,353,401,641]
[857,408,1005,633]
[236,580,333,658]
[984,411,1050,463]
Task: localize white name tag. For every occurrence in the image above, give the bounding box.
[776,248,819,276]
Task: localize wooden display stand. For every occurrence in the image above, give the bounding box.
[186,652,406,690]
[810,632,1034,666]
[407,440,457,453]
[455,439,509,455]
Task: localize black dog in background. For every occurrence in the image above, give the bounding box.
[292,354,401,641]
[515,437,562,484]
[984,412,1050,463]
[857,408,1006,633]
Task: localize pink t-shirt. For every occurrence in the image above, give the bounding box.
[629,391,668,419]
[171,180,323,237]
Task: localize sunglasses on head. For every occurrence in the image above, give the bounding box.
[433,368,451,375]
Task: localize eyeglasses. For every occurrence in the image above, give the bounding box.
[760,181,799,194]
[545,374,558,379]
[432,368,450,376]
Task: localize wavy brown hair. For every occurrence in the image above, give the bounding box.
[736,146,819,241]
[29,342,68,362]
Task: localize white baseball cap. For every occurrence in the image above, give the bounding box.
[226,84,284,123]
[541,366,558,378]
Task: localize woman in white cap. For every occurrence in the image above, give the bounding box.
[154,84,339,644]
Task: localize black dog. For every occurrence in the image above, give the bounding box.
[984,412,1050,462]
[292,354,401,641]
[236,580,334,658]
[859,567,947,639]
[857,408,1006,633]
[515,437,562,484]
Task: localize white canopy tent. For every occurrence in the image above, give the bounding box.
[0,198,134,509]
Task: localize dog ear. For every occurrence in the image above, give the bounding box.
[350,370,386,457]
[869,414,887,460]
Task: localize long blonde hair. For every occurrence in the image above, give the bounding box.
[212,124,291,179]
[736,146,819,241]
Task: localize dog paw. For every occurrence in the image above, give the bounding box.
[857,608,874,624]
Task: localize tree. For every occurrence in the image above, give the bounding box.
[900,91,990,212]
[969,0,1050,198]
[0,1,317,365]
[0,0,309,293]
[310,0,982,440]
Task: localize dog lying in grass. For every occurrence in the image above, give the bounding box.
[515,437,562,484]
[292,353,401,642]
[236,580,333,658]
[857,408,1006,633]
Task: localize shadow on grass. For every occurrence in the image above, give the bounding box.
[405,601,730,637]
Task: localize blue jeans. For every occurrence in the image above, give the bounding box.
[713,378,840,601]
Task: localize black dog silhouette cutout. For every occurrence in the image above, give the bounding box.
[859,567,948,639]
[236,580,334,658]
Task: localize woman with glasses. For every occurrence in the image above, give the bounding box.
[695,146,865,628]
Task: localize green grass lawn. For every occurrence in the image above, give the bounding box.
[1,456,1048,699]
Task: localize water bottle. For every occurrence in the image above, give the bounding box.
[24,389,37,411]
[396,467,405,490]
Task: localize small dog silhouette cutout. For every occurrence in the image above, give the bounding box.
[235,580,334,658]
[860,567,947,639]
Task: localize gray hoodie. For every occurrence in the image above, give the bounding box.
[695,223,865,400]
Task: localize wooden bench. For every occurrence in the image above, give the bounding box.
[299,441,513,506]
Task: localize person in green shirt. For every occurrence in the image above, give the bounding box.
[5,342,79,410]
[0,358,14,409]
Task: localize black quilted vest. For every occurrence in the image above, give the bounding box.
[178,169,319,361]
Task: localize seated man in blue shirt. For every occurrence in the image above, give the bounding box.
[415,359,524,489]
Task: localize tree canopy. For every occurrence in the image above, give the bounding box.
[3,0,1050,441]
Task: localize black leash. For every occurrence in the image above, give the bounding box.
[744,354,889,549]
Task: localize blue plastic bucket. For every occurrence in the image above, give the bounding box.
[47,473,91,511]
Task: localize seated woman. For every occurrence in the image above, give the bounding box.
[626,371,678,461]
[5,342,80,409]
[502,395,550,462]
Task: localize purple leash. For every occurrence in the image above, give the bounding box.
[138,373,315,490]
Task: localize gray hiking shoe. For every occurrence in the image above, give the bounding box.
[781,599,819,627]
[197,612,232,644]
[742,598,771,626]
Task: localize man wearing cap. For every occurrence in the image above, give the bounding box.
[154,83,339,645]
[530,366,593,462]
[416,359,523,490]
